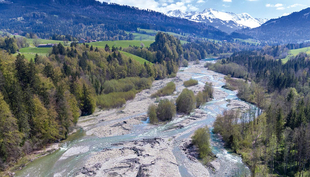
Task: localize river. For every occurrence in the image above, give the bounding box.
[16,59,254,177]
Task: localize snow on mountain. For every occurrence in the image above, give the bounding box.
[166,8,268,33]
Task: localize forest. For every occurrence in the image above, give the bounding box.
[0,0,250,42]
[209,49,310,176]
[0,32,183,170]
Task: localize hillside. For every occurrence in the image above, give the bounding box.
[239,7,310,43]
[0,0,244,41]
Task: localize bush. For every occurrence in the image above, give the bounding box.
[97,90,136,109]
[176,89,195,114]
[194,59,200,65]
[148,104,158,124]
[156,99,176,121]
[203,82,213,101]
[182,60,188,67]
[192,127,211,159]
[103,77,152,94]
[196,91,204,108]
[183,79,198,87]
[151,82,176,98]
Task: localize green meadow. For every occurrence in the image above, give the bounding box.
[282,47,310,64]
[120,51,152,65]
[89,40,154,49]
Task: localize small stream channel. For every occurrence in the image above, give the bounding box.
[16,58,254,177]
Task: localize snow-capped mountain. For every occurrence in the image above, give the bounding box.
[166,8,268,33]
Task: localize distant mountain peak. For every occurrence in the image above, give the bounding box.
[166,8,268,33]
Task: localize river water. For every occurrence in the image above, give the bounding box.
[16,59,253,177]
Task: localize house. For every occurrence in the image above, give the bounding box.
[79,38,97,43]
[38,43,56,48]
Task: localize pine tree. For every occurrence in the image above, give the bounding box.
[0,92,23,163]
[81,84,95,116]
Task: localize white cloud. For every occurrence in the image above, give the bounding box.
[98,0,159,10]
[274,3,283,8]
[287,4,304,8]
[266,3,305,11]
[197,0,205,3]
[223,0,232,2]
[282,13,290,16]
[97,0,198,13]
[266,3,285,10]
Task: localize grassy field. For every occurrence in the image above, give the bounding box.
[281,46,310,64]
[19,47,52,54]
[290,47,310,55]
[120,51,152,65]
[13,53,48,61]
[14,47,51,61]
[132,33,155,41]
[26,39,64,47]
[89,40,154,49]
[136,28,188,44]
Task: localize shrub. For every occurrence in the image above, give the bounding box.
[183,79,198,87]
[97,90,136,109]
[103,77,152,94]
[148,104,158,124]
[182,60,188,67]
[196,91,204,108]
[176,89,195,114]
[151,82,176,98]
[192,127,211,159]
[194,59,200,65]
[203,82,213,101]
[156,99,176,121]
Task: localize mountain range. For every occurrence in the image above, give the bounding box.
[0,0,248,41]
[0,0,309,44]
[239,7,310,43]
[166,8,268,33]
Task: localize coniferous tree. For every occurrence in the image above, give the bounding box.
[81,84,95,116]
[0,92,23,164]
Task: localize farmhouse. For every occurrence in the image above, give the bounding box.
[38,43,56,48]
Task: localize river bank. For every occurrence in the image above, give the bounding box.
[15,59,252,177]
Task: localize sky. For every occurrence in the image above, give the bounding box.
[97,0,310,19]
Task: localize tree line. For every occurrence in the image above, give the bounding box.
[0,32,183,171]
[210,49,310,176]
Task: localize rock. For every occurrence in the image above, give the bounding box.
[111,143,124,146]
[108,172,122,177]
[80,167,97,176]
[123,158,140,164]
[209,160,220,172]
[136,166,148,177]
[93,163,102,170]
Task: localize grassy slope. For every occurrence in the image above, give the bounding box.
[27,39,64,45]
[120,51,152,65]
[282,47,310,64]
[132,33,155,41]
[16,38,154,63]
[89,40,154,48]
[137,28,188,44]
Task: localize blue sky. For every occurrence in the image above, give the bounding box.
[97,0,310,19]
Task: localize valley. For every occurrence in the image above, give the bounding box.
[15,60,253,177]
[0,0,310,176]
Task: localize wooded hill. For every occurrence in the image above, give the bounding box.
[0,32,183,170]
[209,49,310,176]
[239,7,310,44]
[0,0,247,41]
